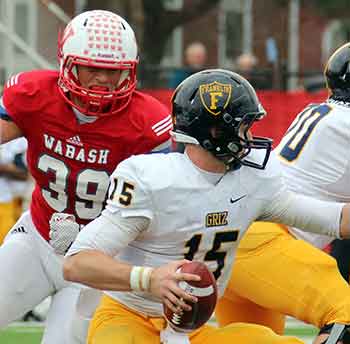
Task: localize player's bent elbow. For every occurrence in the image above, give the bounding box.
[63,256,79,282]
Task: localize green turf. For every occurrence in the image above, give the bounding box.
[0,326,43,344]
[0,323,317,343]
[285,327,318,336]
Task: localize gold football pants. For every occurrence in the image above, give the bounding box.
[215,222,350,334]
[88,294,303,344]
[0,201,16,245]
[12,197,23,223]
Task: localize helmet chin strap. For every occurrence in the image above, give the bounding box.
[215,155,242,171]
[226,158,242,171]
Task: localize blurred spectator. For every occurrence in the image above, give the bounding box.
[236,53,258,74]
[235,53,270,89]
[168,41,207,88]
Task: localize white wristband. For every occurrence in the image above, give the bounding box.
[130,266,154,292]
[141,267,153,292]
[130,266,143,291]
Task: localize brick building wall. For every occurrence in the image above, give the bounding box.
[182,1,330,76]
[299,4,327,72]
[179,3,219,68]
[253,1,288,68]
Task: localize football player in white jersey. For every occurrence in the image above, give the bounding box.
[216,43,350,344]
[0,137,28,243]
[63,69,350,344]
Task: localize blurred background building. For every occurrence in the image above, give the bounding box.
[1,0,350,91]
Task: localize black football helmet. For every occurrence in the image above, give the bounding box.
[325,43,350,101]
[171,69,272,170]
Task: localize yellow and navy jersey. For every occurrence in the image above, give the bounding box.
[107,151,284,295]
[276,100,350,248]
[69,148,343,317]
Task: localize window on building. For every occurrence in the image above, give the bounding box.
[219,0,252,68]
[163,0,183,11]
[14,3,30,53]
[0,1,5,80]
[161,0,183,67]
[0,0,37,81]
[224,10,243,62]
[2,0,37,54]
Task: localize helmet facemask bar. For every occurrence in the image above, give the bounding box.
[238,133,273,170]
[57,10,139,117]
[59,55,137,116]
[205,112,272,170]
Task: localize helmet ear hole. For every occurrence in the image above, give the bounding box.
[227,142,241,153]
[202,140,214,150]
[223,113,233,123]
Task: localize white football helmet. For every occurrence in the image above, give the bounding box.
[58,10,138,116]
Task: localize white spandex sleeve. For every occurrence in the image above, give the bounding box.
[258,190,344,238]
[66,209,150,257]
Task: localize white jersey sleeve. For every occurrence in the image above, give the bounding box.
[247,150,343,237]
[66,212,149,257]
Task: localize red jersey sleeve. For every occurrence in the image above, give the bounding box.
[128,91,173,155]
[2,70,59,136]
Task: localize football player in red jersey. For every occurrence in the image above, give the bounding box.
[0,10,172,344]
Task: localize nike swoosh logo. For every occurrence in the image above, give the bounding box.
[230,195,247,204]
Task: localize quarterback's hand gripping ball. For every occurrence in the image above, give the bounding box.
[163,261,218,333]
[49,213,80,255]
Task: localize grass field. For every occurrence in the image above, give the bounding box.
[0,319,317,344]
[0,323,318,344]
[0,324,43,344]
[0,318,318,344]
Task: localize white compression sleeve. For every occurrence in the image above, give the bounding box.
[66,210,150,257]
[259,191,344,238]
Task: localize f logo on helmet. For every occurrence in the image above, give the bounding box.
[199,82,232,116]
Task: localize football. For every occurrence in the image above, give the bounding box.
[163,261,218,333]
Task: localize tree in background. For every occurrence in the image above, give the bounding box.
[83,0,350,87]
[84,0,221,85]
[274,0,350,17]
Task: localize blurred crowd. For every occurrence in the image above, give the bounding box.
[166,42,282,91]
